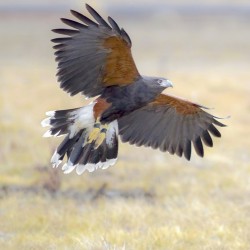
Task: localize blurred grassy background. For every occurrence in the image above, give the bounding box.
[0,0,250,249]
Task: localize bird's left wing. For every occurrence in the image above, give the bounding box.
[52,4,140,97]
[118,94,226,160]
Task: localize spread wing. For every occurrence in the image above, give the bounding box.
[118,94,226,160]
[52,4,140,97]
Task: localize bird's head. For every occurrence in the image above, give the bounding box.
[142,76,173,93]
[156,78,173,88]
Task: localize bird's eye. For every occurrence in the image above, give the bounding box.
[157,79,163,84]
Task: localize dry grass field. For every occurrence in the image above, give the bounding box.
[0,1,250,249]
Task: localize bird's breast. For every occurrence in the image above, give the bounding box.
[99,82,159,123]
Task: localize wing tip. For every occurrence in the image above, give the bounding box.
[213,115,230,127]
[85,3,91,9]
[70,9,77,15]
[184,154,191,161]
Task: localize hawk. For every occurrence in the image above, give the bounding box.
[42,4,226,175]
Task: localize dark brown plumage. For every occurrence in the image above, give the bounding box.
[42,4,226,175]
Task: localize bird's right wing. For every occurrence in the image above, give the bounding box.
[118,94,226,160]
[52,4,140,97]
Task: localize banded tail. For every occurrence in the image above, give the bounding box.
[41,104,118,175]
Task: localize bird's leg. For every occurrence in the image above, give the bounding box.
[87,119,109,148]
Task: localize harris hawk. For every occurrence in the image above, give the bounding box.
[42,4,226,175]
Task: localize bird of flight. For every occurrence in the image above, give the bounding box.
[42,4,226,175]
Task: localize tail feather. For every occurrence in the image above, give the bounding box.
[42,105,118,174]
[41,108,79,137]
[50,130,83,167]
[68,131,87,165]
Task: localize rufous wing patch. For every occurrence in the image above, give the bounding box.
[151,94,201,115]
[102,36,140,85]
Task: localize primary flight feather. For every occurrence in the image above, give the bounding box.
[42,4,226,175]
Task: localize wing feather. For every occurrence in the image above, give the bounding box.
[201,130,213,147]
[86,4,111,29]
[193,137,204,157]
[51,37,72,43]
[121,28,132,47]
[60,18,87,29]
[52,28,80,36]
[118,94,226,160]
[52,5,140,97]
[70,10,98,27]
[208,124,221,137]
[108,16,122,34]
[184,139,192,160]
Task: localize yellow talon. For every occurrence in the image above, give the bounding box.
[87,127,100,142]
[94,132,106,148]
[87,123,109,146]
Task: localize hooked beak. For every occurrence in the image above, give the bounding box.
[161,79,174,88]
